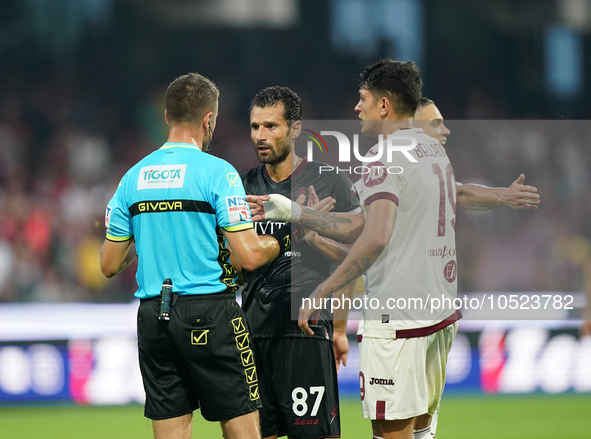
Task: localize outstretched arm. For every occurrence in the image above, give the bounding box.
[304,232,351,264]
[296,186,352,264]
[297,206,365,243]
[295,186,357,368]
[456,174,540,211]
[248,193,365,243]
[298,199,396,335]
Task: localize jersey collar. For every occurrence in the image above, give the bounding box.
[161,142,202,151]
[263,157,308,181]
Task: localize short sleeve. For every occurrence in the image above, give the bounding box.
[105,177,133,242]
[359,161,401,208]
[213,163,254,232]
[332,171,361,213]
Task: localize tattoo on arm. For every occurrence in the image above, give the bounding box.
[346,257,371,283]
[300,209,352,232]
[322,256,372,298]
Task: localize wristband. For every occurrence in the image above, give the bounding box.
[263,194,302,222]
[271,224,292,254]
[290,201,302,222]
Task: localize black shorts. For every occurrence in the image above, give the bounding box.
[138,294,262,421]
[253,337,341,438]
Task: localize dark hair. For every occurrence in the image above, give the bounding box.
[249,86,302,127]
[419,97,434,108]
[165,73,219,124]
[359,59,422,117]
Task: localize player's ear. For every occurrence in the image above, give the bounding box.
[164,110,170,125]
[380,97,391,117]
[290,120,302,139]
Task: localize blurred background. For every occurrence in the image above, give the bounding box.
[0,0,590,417]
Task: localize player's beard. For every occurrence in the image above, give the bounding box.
[254,134,292,165]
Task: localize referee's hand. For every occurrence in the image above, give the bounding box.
[246,194,269,221]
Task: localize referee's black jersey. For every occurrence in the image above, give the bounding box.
[241,159,360,339]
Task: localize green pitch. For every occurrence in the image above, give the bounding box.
[1,394,590,438]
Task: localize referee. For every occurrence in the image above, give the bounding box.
[100,73,289,439]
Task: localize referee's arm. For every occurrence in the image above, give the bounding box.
[100,238,136,278]
[223,228,283,272]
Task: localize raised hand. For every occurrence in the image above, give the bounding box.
[299,186,335,242]
[501,174,541,210]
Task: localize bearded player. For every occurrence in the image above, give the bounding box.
[237,86,362,439]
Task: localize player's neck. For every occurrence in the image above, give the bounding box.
[265,151,302,183]
[381,117,412,136]
[167,125,205,150]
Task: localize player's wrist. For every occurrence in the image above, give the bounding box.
[262,194,301,222]
[496,187,509,206]
[303,229,319,245]
[333,326,348,336]
[291,201,302,222]
[270,224,292,255]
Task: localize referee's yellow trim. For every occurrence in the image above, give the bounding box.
[106,233,133,242]
[223,223,254,232]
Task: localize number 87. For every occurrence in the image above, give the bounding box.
[292,386,325,417]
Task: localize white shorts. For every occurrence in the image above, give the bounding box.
[358,322,457,420]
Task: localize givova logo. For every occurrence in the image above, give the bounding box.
[226,196,251,225]
[137,164,187,190]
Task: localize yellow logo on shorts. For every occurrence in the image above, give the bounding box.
[244,366,258,384]
[191,329,209,345]
[235,332,250,350]
[249,384,259,400]
[241,349,254,367]
[232,317,246,334]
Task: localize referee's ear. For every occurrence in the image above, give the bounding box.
[202,111,214,132]
[290,120,302,139]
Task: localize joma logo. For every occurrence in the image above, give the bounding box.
[369,377,394,386]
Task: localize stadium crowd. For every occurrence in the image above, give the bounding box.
[0,77,589,303]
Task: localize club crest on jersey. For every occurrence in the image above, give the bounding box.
[137,164,187,190]
[226,196,251,225]
[363,161,388,187]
